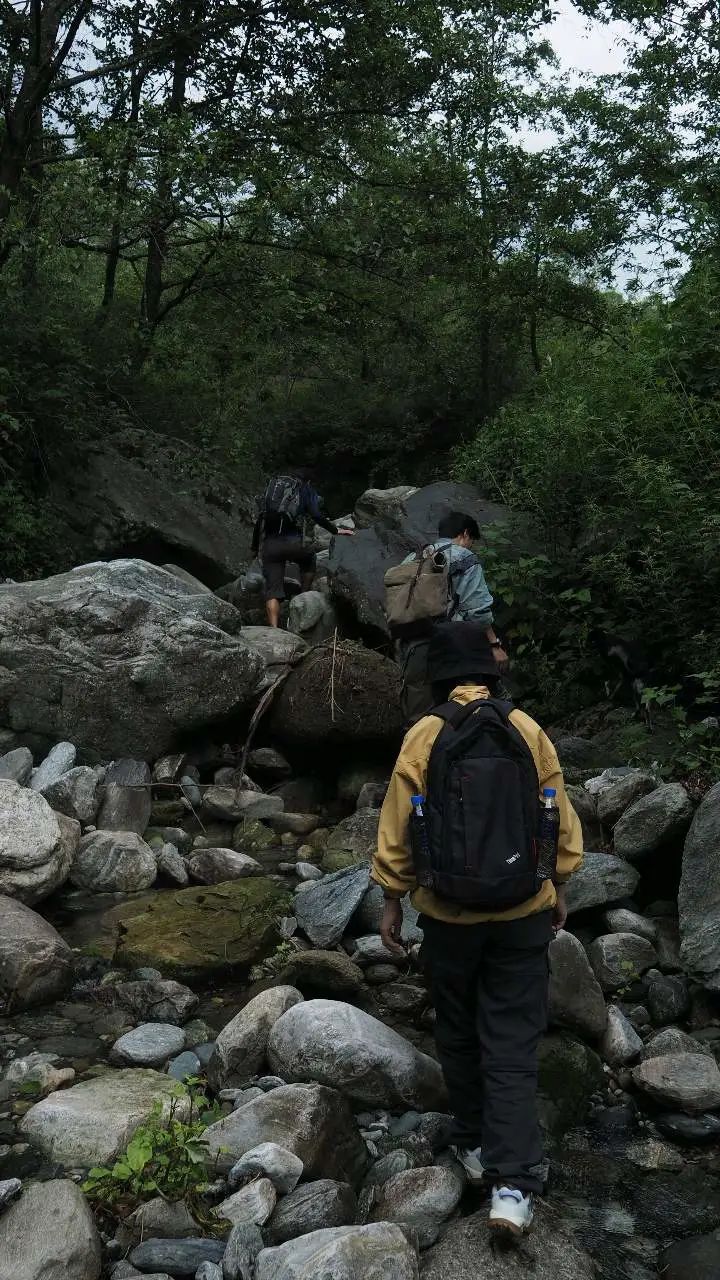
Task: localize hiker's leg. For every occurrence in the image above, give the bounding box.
[422,917,484,1148]
[476,911,552,1194]
[262,538,287,628]
[295,545,317,594]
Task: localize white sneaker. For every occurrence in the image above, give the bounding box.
[488,1185,534,1236]
[450,1144,484,1185]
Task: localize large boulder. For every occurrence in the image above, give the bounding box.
[548,929,607,1040]
[49,425,255,588]
[271,641,402,747]
[0,780,78,903]
[632,1054,720,1114]
[19,1068,187,1166]
[328,481,532,635]
[287,592,339,644]
[354,486,419,529]
[679,781,720,991]
[202,1083,368,1185]
[0,560,264,760]
[71,830,157,893]
[0,895,73,1010]
[207,986,304,1090]
[294,863,371,947]
[613,783,694,862]
[256,1223,419,1280]
[588,933,658,993]
[0,1178,101,1280]
[114,877,289,980]
[565,851,640,915]
[267,999,447,1110]
[422,1203,595,1280]
[323,811,380,872]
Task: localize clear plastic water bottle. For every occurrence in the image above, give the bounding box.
[537,787,560,883]
[410,794,433,887]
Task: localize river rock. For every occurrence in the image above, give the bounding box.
[350,935,406,966]
[422,1202,595,1279]
[30,741,77,791]
[19,1068,187,1166]
[256,1223,419,1280]
[370,1166,463,1248]
[645,969,690,1025]
[632,1054,720,1113]
[642,1027,713,1060]
[0,780,78,903]
[113,978,198,1024]
[603,907,658,942]
[268,999,447,1110]
[129,1239,225,1276]
[126,1198,197,1241]
[203,787,284,823]
[565,851,640,914]
[660,1231,720,1280]
[202,1083,368,1184]
[207,987,304,1090]
[111,1023,187,1067]
[294,863,370,946]
[614,783,694,861]
[271,642,403,746]
[96,759,152,835]
[239,626,307,691]
[323,811,380,872]
[187,848,261,884]
[655,1112,720,1145]
[155,842,189,886]
[353,886,421,940]
[265,1180,357,1246]
[277,951,365,996]
[679,781,720,991]
[287,591,338,644]
[537,1034,604,1136]
[4,1051,75,1096]
[354,485,418,529]
[114,877,289,980]
[228,1142,303,1195]
[0,894,74,1010]
[548,929,607,1039]
[222,1222,263,1280]
[247,748,292,782]
[596,770,658,829]
[601,1005,644,1066]
[589,933,658,992]
[0,745,33,784]
[216,1179,276,1228]
[0,560,265,760]
[42,766,100,825]
[0,1177,101,1280]
[268,813,319,838]
[72,830,157,892]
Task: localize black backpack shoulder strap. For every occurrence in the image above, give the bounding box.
[431,699,487,730]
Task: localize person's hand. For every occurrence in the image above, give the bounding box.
[494,645,510,672]
[380,897,406,956]
[552,885,567,933]
[336,528,355,537]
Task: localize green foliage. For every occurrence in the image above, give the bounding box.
[82,1081,220,1215]
[249,939,296,983]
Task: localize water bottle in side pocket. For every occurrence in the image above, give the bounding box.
[537,787,560,883]
[410,794,434,888]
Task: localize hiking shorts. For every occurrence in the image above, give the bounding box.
[262,536,316,601]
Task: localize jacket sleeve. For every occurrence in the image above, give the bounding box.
[372,725,431,897]
[452,553,494,625]
[536,730,583,883]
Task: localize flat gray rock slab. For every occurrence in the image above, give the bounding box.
[294,863,371,947]
[565,851,640,914]
[256,1223,419,1280]
[111,1023,186,1067]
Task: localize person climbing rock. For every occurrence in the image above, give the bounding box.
[389,511,508,726]
[372,621,582,1239]
[251,467,354,627]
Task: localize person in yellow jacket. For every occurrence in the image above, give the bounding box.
[372,622,583,1238]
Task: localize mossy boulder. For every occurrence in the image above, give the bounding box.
[270,641,403,747]
[537,1033,604,1138]
[321,810,380,873]
[114,878,290,981]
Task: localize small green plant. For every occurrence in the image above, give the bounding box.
[642,674,720,787]
[82,1080,220,1215]
[249,939,296,982]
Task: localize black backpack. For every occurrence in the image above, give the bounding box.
[263,475,305,523]
[413,698,542,909]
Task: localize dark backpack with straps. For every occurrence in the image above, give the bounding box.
[263,474,305,523]
[413,698,542,909]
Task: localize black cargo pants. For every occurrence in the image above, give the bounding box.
[421,909,552,1194]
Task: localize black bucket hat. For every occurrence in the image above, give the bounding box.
[427,621,500,683]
